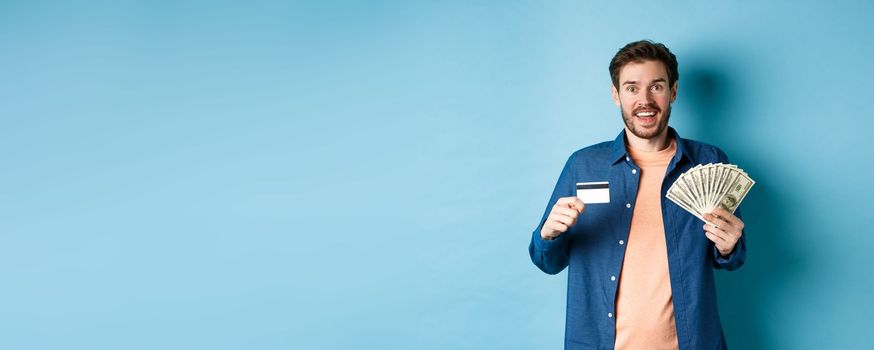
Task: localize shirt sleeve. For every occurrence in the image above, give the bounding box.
[712,147,748,271]
[529,153,577,275]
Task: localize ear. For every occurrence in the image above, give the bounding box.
[611,84,620,106]
[670,81,678,103]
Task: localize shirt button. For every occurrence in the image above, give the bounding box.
[632,169,637,174]
[619,240,625,245]
[611,275,616,281]
[625,203,631,208]
[626,156,630,162]
[608,312,613,318]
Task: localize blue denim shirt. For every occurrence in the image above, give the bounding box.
[529,127,746,350]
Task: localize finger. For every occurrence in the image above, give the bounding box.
[547,221,569,233]
[558,208,580,223]
[703,221,725,233]
[553,205,579,219]
[551,213,575,227]
[571,197,585,213]
[704,213,743,240]
[551,210,578,227]
[704,231,728,246]
[712,207,742,228]
[555,212,578,227]
[555,196,578,207]
[704,223,737,244]
[703,223,729,239]
[556,196,586,213]
[704,232,730,253]
[703,213,731,230]
[713,219,742,239]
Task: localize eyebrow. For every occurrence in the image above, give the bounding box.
[622,78,667,86]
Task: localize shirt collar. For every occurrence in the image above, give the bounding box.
[609,126,691,165]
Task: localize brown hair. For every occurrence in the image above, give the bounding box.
[609,40,678,89]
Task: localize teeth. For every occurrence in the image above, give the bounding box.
[636,111,656,117]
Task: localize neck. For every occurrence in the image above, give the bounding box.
[624,127,671,152]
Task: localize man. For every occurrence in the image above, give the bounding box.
[528,40,747,350]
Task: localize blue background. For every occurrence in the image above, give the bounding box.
[2,1,873,349]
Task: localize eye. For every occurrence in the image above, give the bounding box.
[626,86,637,93]
[651,84,663,92]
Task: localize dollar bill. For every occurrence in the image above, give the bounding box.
[666,163,755,224]
[715,171,755,214]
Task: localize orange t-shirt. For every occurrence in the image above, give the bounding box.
[614,138,679,350]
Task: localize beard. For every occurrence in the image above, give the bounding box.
[621,103,671,139]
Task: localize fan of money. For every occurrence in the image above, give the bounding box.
[666,163,755,226]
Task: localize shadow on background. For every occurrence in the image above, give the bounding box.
[682,63,810,349]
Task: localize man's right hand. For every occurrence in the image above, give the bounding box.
[540,196,585,240]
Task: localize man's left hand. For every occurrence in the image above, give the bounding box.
[703,207,745,257]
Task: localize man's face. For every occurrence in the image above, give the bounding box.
[611,60,677,140]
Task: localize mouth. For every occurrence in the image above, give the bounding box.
[633,109,658,124]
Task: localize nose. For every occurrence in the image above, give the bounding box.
[637,90,655,108]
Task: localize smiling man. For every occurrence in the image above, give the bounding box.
[529,40,747,350]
